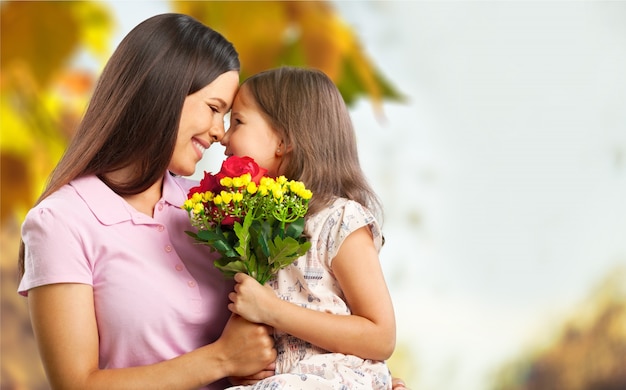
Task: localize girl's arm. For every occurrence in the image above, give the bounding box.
[229,226,396,361]
[28,283,276,390]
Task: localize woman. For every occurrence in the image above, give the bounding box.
[17,14,275,389]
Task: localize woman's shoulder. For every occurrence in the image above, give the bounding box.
[22,183,89,240]
[26,175,124,227]
[31,182,84,213]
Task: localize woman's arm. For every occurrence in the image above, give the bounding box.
[29,283,276,390]
[229,226,396,361]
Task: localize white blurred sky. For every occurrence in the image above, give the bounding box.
[104,2,626,389]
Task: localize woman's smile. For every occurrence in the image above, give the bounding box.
[192,138,209,159]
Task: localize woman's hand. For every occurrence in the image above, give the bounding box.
[228,362,276,386]
[215,314,277,378]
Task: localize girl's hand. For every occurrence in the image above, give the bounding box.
[392,377,410,389]
[228,273,278,324]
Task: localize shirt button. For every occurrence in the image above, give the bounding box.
[157,225,165,232]
[158,203,164,211]
[188,280,196,288]
[175,264,183,271]
[165,245,172,253]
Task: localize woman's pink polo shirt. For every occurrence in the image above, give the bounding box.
[19,173,233,389]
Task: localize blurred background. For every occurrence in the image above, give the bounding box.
[2,1,625,389]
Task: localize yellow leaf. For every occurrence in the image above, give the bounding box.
[69,1,115,61]
[1,1,80,87]
[174,1,290,75]
[171,1,404,109]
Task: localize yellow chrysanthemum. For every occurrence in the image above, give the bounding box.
[247,182,258,194]
[220,191,233,204]
[232,192,244,203]
[182,199,194,211]
[213,194,223,205]
[300,189,313,200]
[240,173,251,185]
[193,203,204,215]
[232,176,247,188]
[220,177,233,188]
[202,191,214,202]
[260,177,273,187]
[191,192,204,203]
[272,188,284,200]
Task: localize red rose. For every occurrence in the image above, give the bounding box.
[220,215,240,226]
[205,203,240,226]
[187,171,220,199]
[215,156,268,184]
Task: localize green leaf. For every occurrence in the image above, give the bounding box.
[251,221,271,258]
[185,230,200,240]
[196,229,237,257]
[268,236,311,270]
[233,213,253,259]
[214,257,248,278]
[285,217,306,238]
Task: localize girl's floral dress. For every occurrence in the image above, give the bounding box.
[227,198,392,390]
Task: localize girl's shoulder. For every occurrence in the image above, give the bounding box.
[317,197,376,223]
[307,197,384,259]
[308,197,381,237]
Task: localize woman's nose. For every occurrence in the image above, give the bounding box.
[208,121,225,143]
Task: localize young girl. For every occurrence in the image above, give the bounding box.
[221,66,396,389]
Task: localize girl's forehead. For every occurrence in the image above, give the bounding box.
[234,85,257,108]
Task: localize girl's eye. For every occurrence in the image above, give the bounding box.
[210,106,220,113]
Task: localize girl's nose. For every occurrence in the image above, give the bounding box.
[220,129,231,147]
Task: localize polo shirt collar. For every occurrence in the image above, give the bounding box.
[162,172,188,209]
[71,173,187,226]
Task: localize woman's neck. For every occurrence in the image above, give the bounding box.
[103,169,164,217]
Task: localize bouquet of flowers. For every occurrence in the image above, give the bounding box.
[182,156,312,284]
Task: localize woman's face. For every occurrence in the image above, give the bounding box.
[169,70,240,176]
[221,85,284,177]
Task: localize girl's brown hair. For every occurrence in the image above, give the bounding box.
[18,13,239,274]
[241,66,383,222]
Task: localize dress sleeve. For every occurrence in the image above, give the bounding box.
[18,206,93,296]
[324,200,384,267]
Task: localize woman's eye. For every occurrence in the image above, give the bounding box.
[210,106,219,113]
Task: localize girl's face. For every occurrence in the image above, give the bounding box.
[169,70,240,176]
[221,85,284,177]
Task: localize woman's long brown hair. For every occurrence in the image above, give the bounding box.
[241,66,383,222]
[18,13,240,276]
